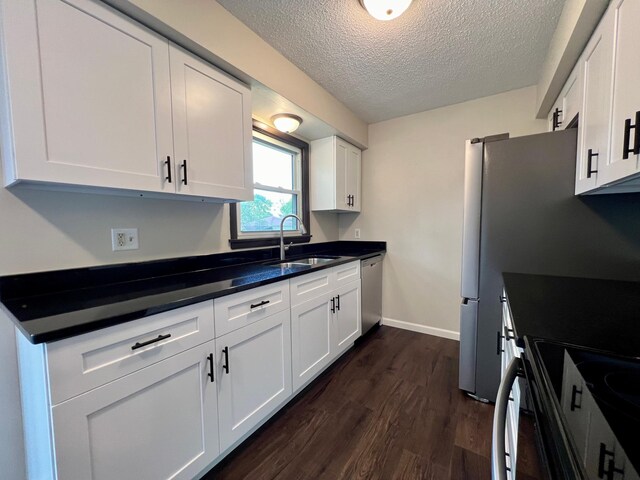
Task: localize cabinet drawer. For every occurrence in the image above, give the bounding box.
[334,261,360,287]
[290,268,333,307]
[214,280,289,337]
[46,301,214,405]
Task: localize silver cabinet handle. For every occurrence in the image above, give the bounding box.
[492,356,522,480]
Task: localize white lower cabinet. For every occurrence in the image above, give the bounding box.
[333,280,362,356]
[52,340,219,480]
[216,309,292,452]
[291,266,362,393]
[291,292,334,391]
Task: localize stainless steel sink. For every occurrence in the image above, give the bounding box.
[273,255,340,268]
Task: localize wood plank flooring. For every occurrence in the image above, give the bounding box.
[204,326,543,479]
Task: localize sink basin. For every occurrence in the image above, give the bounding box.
[272,255,340,268]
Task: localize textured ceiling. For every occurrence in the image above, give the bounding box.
[217,0,565,124]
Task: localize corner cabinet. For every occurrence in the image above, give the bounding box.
[571,0,640,194]
[310,136,362,212]
[0,0,252,202]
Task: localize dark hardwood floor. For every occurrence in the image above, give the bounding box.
[205,326,543,479]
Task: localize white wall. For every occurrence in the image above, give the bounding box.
[339,86,547,337]
[0,187,339,276]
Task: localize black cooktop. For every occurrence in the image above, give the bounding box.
[531,339,640,479]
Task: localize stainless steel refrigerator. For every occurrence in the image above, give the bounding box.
[459,128,640,402]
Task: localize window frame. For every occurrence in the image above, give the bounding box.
[229,120,311,249]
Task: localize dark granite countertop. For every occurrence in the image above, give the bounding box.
[0,241,385,344]
[503,272,640,358]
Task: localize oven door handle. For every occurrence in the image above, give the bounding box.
[492,356,522,480]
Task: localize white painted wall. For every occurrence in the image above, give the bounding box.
[339,86,547,337]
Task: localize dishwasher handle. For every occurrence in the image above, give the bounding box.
[361,255,383,268]
[492,356,522,480]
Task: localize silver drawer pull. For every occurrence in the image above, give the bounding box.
[131,333,171,350]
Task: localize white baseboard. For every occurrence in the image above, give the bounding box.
[381,317,460,341]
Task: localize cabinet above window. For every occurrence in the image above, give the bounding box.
[0,0,253,203]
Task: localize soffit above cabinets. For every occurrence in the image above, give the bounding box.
[217,0,566,124]
[252,82,346,145]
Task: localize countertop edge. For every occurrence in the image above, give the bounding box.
[6,246,386,344]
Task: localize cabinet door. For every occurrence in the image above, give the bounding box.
[607,0,640,182]
[334,138,350,210]
[217,309,292,451]
[346,145,362,212]
[170,45,253,201]
[291,292,334,392]
[560,351,590,460]
[333,281,361,356]
[51,341,219,480]
[2,0,173,191]
[576,11,614,193]
[562,64,582,129]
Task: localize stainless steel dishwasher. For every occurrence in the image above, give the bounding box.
[361,254,383,335]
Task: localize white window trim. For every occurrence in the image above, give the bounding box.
[237,131,304,239]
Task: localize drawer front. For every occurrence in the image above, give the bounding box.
[333,261,360,287]
[289,268,334,307]
[214,280,289,337]
[47,301,214,405]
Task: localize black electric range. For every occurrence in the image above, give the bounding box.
[526,339,640,480]
[502,272,640,480]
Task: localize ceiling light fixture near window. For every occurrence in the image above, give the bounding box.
[271,114,303,134]
[359,0,413,21]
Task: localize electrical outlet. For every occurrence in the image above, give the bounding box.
[354,228,361,239]
[111,228,139,251]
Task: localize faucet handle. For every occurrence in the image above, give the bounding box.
[284,242,293,252]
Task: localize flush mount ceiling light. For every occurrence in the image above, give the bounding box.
[271,114,303,133]
[359,0,413,21]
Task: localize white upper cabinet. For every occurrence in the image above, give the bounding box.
[311,136,362,212]
[170,45,253,201]
[572,0,640,193]
[605,0,640,184]
[1,0,174,192]
[0,0,252,202]
[575,8,614,194]
[548,64,582,132]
